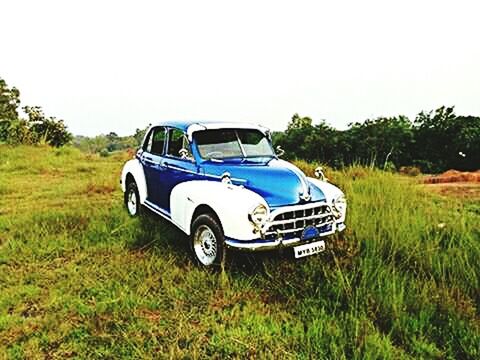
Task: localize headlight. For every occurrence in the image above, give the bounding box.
[333,194,347,218]
[248,204,269,226]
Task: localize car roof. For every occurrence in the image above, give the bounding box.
[150,120,270,139]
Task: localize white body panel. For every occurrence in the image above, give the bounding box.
[170,180,267,240]
[121,159,148,203]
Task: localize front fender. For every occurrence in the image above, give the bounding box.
[170,180,267,240]
[308,177,346,223]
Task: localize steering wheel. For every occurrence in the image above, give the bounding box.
[205,151,223,159]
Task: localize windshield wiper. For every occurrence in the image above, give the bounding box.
[244,155,276,159]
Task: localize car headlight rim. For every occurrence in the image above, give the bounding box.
[248,204,269,226]
[333,194,347,217]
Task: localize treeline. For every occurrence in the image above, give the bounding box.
[0,77,72,147]
[273,109,480,173]
[2,76,479,172]
[73,128,146,156]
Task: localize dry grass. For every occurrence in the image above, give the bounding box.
[0,145,479,359]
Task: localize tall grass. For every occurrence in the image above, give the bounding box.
[0,146,478,359]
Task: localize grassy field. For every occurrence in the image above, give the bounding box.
[0,146,479,359]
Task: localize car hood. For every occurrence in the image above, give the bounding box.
[201,158,326,207]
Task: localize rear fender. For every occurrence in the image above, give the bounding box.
[121,159,148,204]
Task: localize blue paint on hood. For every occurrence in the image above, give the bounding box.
[201,158,325,208]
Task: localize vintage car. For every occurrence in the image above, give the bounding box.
[121,121,346,267]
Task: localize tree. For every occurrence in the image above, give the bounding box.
[0,77,21,141]
[279,114,316,160]
[23,106,72,147]
[344,116,414,167]
[274,114,343,165]
[134,126,149,145]
[414,106,480,172]
[452,116,480,171]
[287,113,313,131]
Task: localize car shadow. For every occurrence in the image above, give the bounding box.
[129,207,292,274]
[129,207,191,262]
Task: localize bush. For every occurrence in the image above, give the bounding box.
[99,148,110,157]
[399,166,421,176]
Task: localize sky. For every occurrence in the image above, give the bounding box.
[1,0,479,136]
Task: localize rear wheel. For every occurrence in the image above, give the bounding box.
[191,213,225,267]
[125,182,141,217]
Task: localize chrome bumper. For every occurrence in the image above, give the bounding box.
[225,223,346,252]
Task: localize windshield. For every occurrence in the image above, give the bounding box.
[194,129,274,159]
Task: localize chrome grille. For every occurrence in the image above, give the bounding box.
[264,203,335,238]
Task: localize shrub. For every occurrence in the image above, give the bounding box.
[399,166,421,176]
[99,148,110,157]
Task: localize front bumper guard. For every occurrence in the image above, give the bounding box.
[225,222,346,252]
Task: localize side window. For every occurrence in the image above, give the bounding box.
[149,127,166,155]
[166,128,193,160]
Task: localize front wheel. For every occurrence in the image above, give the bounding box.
[191,214,225,267]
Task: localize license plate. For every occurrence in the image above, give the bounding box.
[294,240,325,259]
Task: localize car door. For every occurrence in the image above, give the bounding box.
[157,127,200,212]
[140,126,168,207]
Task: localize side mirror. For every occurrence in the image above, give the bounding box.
[314,166,328,182]
[276,145,285,157]
[221,172,232,184]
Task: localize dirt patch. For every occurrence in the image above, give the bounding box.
[423,170,480,184]
[424,182,480,199]
[84,182,116,195]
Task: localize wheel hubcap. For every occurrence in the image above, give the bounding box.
[193,225,217,266]
[127,189,137,215]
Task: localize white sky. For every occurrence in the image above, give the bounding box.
[2,0,479,136]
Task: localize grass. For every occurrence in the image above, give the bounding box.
[0,145,479,359]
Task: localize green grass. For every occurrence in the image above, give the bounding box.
[0,145,479,359]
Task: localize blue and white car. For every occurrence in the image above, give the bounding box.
[121,121,347,267]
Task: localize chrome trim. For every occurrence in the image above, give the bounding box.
[234,130,247,158]
[269,212,331,226]
[260,202,335,237]
[283,163,311,201]
[144,200,186,232]
[270,201,333,215]
[154,162,247,184]
[165,164,198,174]
[225,223,337,251]
[203,172,247,184]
